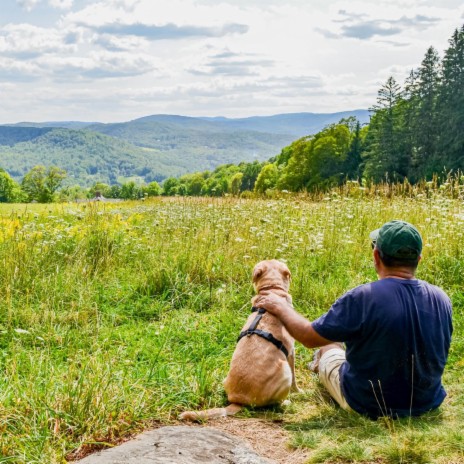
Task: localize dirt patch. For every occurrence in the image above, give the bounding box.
[190,417,310,464]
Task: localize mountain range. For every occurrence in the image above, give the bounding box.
[0,110,369,186]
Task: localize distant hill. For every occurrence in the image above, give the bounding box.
[200,110,370,137]
[0,110,369,186]
[0,128,182,186]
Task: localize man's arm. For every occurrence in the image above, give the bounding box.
[254,292,334,348]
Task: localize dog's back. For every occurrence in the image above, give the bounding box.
[225,306,294,406]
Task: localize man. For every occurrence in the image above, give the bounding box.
[254,220,453,419]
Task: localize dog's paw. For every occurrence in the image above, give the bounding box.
[282,399,291,407]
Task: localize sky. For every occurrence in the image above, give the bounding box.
[0,0,463,123]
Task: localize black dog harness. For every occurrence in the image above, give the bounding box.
[237,307,289,358]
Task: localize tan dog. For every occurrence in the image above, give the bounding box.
[179,259,298,421]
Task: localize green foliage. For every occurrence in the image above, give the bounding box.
[21,165,67,203]
[162,177,180,196]
[143,181,162,197]
[254,163,279,193]
[0,168,23,202]
[276,119,363,192]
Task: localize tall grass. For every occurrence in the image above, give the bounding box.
[0,186,462,462]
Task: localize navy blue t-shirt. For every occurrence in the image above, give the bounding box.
[312,278,452,419]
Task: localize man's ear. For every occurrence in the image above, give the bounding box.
[373,248,382,266]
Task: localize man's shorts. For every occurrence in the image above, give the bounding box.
[318,348,352,411]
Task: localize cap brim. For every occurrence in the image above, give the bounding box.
[369,229,380,241]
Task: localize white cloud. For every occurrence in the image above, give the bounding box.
[48,0,74,9]
[0,24,76,57]
[17,0,74,10]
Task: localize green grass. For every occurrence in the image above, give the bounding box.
[0,189,463,462]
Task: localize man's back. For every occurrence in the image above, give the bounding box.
[312,278,453,418]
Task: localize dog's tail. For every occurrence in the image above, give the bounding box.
[179,403,242,422]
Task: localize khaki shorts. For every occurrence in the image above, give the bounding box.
[318,348,352,411]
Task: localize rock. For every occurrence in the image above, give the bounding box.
[78,426,276,464]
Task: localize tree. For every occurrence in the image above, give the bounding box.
[144,181,161,197]
[120,181,142,200]
[240,161,262,191]
[413,46,441,177]
[277,138,312,191]
[162,177,180,196]
[344,119,364,179]
[21,165,67,202]
[364,77,408,181]
[254,163,279,194]
[230,172,243,196]
[185,173,205,196]
[438,26,464,170]
[0,168,22,202]
[89,182,111,198]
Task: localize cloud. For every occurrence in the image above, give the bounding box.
[0,57,41,81]
[0,24,76,58]
[92,33,147,51]
[17,0,73,10]
[188,49,273,76]
[39,52,156,79]
[86,22,249,40]
[190,59,274,76]
[318,12,441,40]
[48,0,74,9]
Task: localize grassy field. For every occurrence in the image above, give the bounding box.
[0,186,463,463]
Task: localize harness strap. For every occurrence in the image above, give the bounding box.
[237,307,289,358]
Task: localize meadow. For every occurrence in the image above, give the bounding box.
[0,183,463,463]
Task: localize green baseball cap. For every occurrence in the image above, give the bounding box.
[369,220,422,260]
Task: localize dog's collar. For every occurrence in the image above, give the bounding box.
[237,307,289,358]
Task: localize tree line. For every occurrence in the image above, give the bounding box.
[0,166,164,202]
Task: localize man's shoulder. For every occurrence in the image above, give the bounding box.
[416,279,452,304]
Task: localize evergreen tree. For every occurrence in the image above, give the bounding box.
[438,26,464,170]
[364,77,408,181]
[415,46,441,177]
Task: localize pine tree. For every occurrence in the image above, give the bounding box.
[438,26,464,170]
[364,77,408,181]
[414,46,441,177]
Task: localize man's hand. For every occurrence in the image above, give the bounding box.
[254,291,292,317]
[255,292,335,349]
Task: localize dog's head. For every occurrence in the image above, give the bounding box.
[252,259,291,293]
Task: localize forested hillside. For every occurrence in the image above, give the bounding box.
[0,129,186,186]
[0,111,369,187]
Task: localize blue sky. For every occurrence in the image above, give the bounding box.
[0,0,463,123]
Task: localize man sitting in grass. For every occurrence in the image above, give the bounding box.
[255,220,453,419]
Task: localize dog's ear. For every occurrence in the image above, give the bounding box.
[252,264,265,283]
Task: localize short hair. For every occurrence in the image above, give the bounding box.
[377,249,419,270]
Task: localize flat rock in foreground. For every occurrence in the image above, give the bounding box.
[78,426,276,464]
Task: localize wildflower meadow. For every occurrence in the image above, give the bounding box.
[0,184,463,463]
